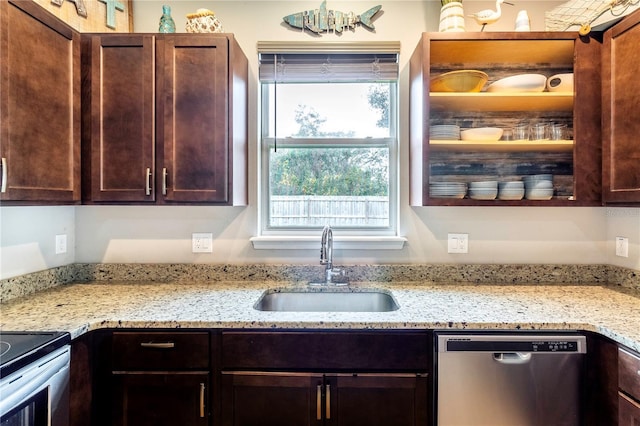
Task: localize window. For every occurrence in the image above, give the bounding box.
[258,42,400,238]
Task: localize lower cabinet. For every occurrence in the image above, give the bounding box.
[112,373,209,426]
[219,330,431,426]
[221,372,427,426]
[618,347,640,425]
[108,331,211,426]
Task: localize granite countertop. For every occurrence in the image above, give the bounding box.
[1,280,640,351]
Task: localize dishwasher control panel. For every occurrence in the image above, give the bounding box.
[437,333,587,353]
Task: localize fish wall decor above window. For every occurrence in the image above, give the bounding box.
[283,0,382,34]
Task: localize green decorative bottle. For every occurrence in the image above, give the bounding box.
[158,5,176,33]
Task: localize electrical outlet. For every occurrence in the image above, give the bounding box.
[55,234,67,254]
[616,236,629,258]
[192,233,213,253]
[448,233,468,254]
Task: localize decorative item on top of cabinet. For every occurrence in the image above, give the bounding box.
[81,33,248,205]
[409,32,602,207]
[602,7,640,204]
[0,0,81,204]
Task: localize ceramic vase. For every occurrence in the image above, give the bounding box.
[439,2,466,32]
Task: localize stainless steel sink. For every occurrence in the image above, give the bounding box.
[254,290,399,312]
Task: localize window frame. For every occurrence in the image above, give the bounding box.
[258,79,400,238]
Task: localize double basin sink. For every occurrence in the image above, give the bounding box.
[254,289,399,312]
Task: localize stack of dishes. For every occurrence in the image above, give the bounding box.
[524,174,554,200]
[430,182,467,199]
[468,181,498,200]
[430,125,460,140]
[498,181,525,200]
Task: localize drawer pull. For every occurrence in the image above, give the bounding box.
[139,342,175,349]
[199,383,205,418]
[325,384,331,419]
[1,157,6,193]
[145,167,152,196]
[162,168,168,195]
[316,384,322,420]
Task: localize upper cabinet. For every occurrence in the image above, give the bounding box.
[602,9,640,204]
[82,33,248,205]
[0,0,81,204]
[409,32,602,206]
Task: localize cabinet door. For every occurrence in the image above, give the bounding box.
[603,9,640,203]
[83,35,155,202]
[112,372,209,426]
[158,36,229,203]
[619,393,640,425]
[221,372,324,426]
[0,0,80,203]
[327,374,428,426]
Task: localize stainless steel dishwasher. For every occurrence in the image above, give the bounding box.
[435,332,587,426]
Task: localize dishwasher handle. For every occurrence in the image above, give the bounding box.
[493,352,532,364]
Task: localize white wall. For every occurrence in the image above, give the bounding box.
[1,1,638,279]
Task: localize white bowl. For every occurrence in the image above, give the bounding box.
[546,73,574,92]
[460,127,503,141]
[486,73,547,93]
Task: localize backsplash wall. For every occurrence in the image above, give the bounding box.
[0,1,638,280]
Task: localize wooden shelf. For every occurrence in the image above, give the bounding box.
[429,92,574,112]
[428,35,576,66]
[429,139,574,152]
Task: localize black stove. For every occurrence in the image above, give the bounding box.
[0,331,70,377]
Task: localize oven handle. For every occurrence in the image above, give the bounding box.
[0,346,70,417]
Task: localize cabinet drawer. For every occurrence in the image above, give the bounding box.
[619,392,640,425]
[112,331,209,370]
[221,330,430,371]
[619,348,640,400]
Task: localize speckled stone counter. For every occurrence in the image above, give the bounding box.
[2,280,640,352]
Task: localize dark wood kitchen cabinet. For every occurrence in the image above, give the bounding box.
[108,331,211,426]
[219,330,430,426]
[618,347,640,424]
[0,0,81,204]
[81,33,248,205]
[409,32,602,206]
[602,8,640,204]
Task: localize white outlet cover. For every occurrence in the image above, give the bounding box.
[616,236,629,258]
[448,233,469,254]
[192,233,213,253]
[55,234,67,254]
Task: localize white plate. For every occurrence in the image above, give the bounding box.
[486,73,547,93]
[460,127,503,141]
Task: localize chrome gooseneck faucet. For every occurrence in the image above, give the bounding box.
[318,225,346,285]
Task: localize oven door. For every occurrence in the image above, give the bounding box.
[0,346,70,426]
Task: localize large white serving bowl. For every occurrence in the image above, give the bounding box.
[486,73,547,93]
[460,127,503,141]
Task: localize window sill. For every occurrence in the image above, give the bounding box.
[250,235,407,250]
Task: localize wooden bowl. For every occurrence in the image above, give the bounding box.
[430,70,488,92]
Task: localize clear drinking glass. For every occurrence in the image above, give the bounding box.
[529,122,549,140]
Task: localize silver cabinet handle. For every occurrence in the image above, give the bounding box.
[316,384,322,420]
[199,383,205,418]
[145,167,152,196]
[325,384,331,419]
[139,342,175,349]
[162,167,168,195]
[1,157,6,193]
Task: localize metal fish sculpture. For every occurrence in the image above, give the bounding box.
[283,1,382,34]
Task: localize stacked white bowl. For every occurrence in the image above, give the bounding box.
[523,174,554,200]
[468,180,498,200]
[430,125,460,140]
[498,181,525,200]
[430,181,467,198]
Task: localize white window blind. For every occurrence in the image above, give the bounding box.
[257,41,400,83]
